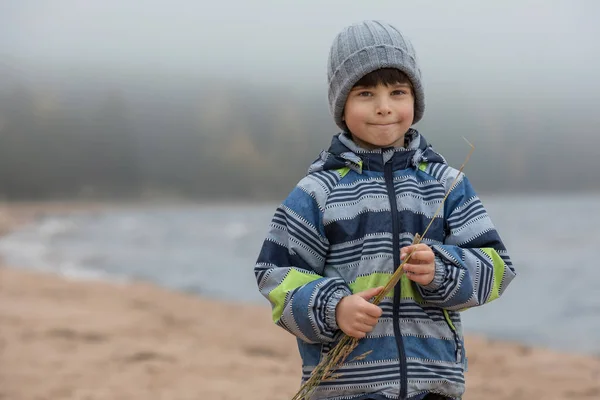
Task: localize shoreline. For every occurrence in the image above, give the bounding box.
[1,202,600,399]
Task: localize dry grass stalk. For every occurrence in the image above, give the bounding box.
[291,139,475,400]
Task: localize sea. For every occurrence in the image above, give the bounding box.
[1,194,599,355]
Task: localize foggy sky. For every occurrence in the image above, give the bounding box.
[1,0,600,148]
[1,1,600,198]
[2,1,599,92]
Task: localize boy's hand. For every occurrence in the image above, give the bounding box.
[401,244,435,286]
[336,287,384,339]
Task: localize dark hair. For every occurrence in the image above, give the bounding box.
[354,68,411,88]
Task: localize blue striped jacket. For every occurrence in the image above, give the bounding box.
[254,130,516,400]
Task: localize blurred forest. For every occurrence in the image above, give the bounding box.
[1,65,598,201]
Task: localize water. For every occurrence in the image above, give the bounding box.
[1,195,599,355]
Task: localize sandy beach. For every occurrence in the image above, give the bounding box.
[1,203,599,400]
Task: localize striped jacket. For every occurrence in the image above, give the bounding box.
[254,130,516,400]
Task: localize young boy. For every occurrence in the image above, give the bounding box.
[254,20,516,400]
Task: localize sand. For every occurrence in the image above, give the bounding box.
[1,203,599,400]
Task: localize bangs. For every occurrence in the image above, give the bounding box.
[354,68,411,88]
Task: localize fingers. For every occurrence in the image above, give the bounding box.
[336,293,383,339]
[347,329,368,339]
[347,320,378,339]
[355,321,376,333]
[364,303,383,318]
[401,245,435,287]
[355,288,384,318]
[404,263,435,285]
[410,252,434,263]
[404,262,434,284]
[356,286,384,301]
[361,314,379,326]
[340,313,379,339]
[403,263,433,275]
[401,245,434,264]
[401,244,429,254]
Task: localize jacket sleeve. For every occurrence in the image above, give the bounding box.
[254,176,352,344]
[417,171,516,311]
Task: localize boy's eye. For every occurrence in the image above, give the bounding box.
[391,90,407,96]
[357,91,372,97]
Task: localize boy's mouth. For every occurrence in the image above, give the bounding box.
[370,122,398,127]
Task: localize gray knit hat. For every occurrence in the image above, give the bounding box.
[327,20,424,131]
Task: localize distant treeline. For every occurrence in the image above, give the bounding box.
[0,69,598,201]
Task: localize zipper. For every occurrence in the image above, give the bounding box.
[384,158,408,400]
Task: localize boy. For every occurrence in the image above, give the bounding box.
[254,20,516,400]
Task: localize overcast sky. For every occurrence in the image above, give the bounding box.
[1,1,598,88]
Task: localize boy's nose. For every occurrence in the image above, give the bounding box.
[375,100,392,115]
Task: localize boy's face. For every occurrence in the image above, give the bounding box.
[343,82,414,149]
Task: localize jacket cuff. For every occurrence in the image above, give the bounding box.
[421,256,447,291]
[325,287,352,331]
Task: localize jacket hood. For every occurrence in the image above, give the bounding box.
[308,129,446,175]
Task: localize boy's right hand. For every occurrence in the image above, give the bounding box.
[335,286,384,339]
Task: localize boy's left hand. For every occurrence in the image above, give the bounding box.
[400,244,435,286]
